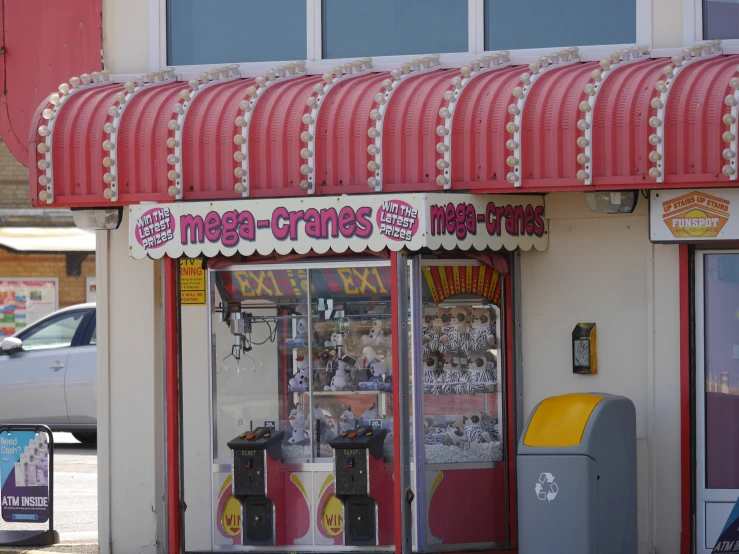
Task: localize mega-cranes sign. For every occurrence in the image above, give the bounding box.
[129,194,547,259]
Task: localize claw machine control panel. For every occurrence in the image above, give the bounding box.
[227,428,285,546]
[329,427,389,546]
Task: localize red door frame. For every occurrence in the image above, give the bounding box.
[680,243,691,554]
[165,258,182,554]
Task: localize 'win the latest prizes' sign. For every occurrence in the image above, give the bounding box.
[0,431,49,522]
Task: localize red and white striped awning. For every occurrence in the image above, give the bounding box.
[28,44,739,207]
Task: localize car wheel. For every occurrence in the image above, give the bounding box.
[72,432,97,445]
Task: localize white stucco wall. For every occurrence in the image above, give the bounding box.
[181,302,212,551]
[97,218,166,554]
[520,192,681,554]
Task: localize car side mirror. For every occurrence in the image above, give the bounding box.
[1,337,23,355]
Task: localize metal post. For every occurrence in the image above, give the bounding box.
[409,255,426,551]
[391,250,412,554]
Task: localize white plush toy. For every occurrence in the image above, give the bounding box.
[314,405,336,442]
[462,410,493,443]
[465,353,497,393]
[362,319,389,346]
[422,354,442,396]
[361,346,379,368]
[288,356,310,389]
[286,317,309,348]
[468,308,497,351]
[369,359,388,383]
[288,407,308,444]
[360,402,377,421]
[338,406,356,434]
[325,354,354,391]
[325,332,343,350]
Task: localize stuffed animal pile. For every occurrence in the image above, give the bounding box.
[286,312,393,393]
[421,305,497,396]
[423,410,500,448]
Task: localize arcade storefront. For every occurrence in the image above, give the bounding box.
[131,192,545,551]
[26,43,739,553]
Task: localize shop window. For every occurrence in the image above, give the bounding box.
[322,0,468,59]
[167,0,307,66]
[704,0,739,40]
[485,0,636,50]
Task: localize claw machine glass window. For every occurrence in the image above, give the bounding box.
[412,260,508,551]
[209,262,397,549]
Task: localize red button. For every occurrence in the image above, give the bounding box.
[247,433,256,440]
[349,433,357,439]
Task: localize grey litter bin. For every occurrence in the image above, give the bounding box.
[517,393,637,554]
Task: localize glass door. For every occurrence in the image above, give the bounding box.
[696,252,739,553]
[411,259,508,552]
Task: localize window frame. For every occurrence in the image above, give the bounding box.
[153,0,652,74]
[685,0,739,51]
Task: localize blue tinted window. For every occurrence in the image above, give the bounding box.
[485,0,635,50]
[167,0,307,66]
[323,0,468,59]
[704,0,739,40]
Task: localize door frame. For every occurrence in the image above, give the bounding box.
[692,248,739,553]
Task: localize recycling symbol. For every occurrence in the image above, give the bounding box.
[535,472,559,502]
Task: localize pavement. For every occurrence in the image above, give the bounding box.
[0,433,97,554]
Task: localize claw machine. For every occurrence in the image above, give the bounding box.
[209,261,397,550]
[410,259,509,551]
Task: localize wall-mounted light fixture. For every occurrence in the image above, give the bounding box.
[573,322,597,374]
[584,191,638,214]
[71,208,123,230]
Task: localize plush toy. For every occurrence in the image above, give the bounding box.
[462,410,493,443]
[368,359,388,383]
[361,346,379,368]
[437,308,454,351]
[338,406,356,434]
[314,405,337,443]
[443,419,470,448]
[285,317,309,348]
[422,309,440,355]
[359,357,391,391]
[325,354,354,391]
[468,308,497,351]
[440,354,466,395]
[465,352,497,393]
[312,357,332,390]
[422,354,442,396]
[447,307,471,351]
[288,407,308,444]
[288,356,310,391]
[424,417,447,444]
[362,319,390,347]
[360,402,378,422]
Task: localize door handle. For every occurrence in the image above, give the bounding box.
[49,361,65,371]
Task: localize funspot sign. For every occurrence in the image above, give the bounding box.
[650,189,737,242]
[128,193,547,259]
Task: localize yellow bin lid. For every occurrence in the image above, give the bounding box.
[523,393,605,448]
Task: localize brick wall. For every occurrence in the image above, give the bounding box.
[0,138,30,209]
[0,248,96,308]
[0,139,95,309]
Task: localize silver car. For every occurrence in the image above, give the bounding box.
[0,303,96,443]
